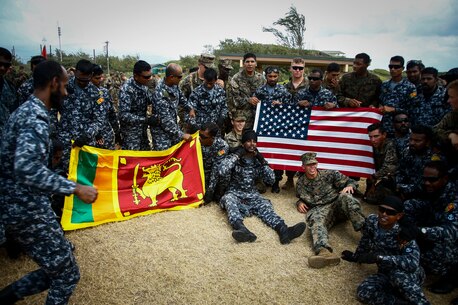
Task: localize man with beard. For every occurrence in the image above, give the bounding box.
[0,60,98,305]
[392,111,411,158]
[17,55,46,104]
[294,68,337,109]
[403,160,458,295]
[396,125,442,199]
[410,67,448,127]
[406,60,425,91]
[218,130,306,244]
[0,47,18,137]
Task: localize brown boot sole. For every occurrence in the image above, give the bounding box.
[308,255,341,269]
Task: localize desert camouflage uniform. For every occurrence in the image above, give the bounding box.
[355,214,430,305]
[151,79,192,151]
[58,76,103,172]
[188,83,228,130]
[118,77,152,150]
[0,95,80,304]
[296,170,365,253]
[219,154,285,228]
[379,78,417,136]
[109,73,122,112]
[337,72,382,107]
[293,86,337,107]
[94,86,120,150]
[404,182,458,275]
[228,70,265,129]
[224,130,242,148]
[411,85,448,127]
[202,137,229,197]
[0,76,17,136]
[396,147,442,196]
[17,77,34,105]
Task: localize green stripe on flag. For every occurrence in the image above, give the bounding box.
[71,150,98,224]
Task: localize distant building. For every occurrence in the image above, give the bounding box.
[151,64,166,75]
[320,50,346,57]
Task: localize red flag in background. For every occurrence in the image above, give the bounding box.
[41,45,47,59]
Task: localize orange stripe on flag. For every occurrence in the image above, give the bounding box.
[92,154,117,223]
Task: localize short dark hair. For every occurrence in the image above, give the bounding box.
[243,52,256,62]
[0,47,12,61]
[92,64,104,76]
[355,53,371,65]
[367,122,385,133]
[133,60,151,75]
[390,55,405,66]
[264,66,279,75]
[203,68,217,82]
[30,55,46,69]
[33,60,65,90]
[406,60,425,71]
[393,110,409,122]
[411,124,433,140]
[76,59,93,74]
[201,121,219,137]
[422,67,438,78]
[310,68,323,78]
[424,160,448,177]
[326,62,340,73]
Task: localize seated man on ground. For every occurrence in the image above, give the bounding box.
[295,152,366,268]
[218,130,306,244]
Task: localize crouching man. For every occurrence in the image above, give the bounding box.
[218,130,306,244]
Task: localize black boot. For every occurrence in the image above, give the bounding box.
[451,296,458,305]
[231,220,257,243]
[428,274,456,294]
[275,222,306,244]
[271,180,280,193]
[0,285,21,305]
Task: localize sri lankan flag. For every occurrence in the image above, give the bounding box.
[61,133,205,230]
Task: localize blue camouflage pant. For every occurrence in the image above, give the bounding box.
[306,194,365,254]
[220,191,283,228]
[357,270,430,305]
[3,208,80,305]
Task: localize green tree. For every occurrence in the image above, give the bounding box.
[262,5,306,50]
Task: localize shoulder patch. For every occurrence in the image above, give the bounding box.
[96,97,104,104]
[410,91,417,98]
[445,202,455,213]
[447,214,455,221]
[217,149,226,156]
[431,154,441,161]
[405,247,413,253]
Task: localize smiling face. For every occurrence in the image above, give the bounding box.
[378,205,403,229]
[243,57,257,74]
[302,162,318,179]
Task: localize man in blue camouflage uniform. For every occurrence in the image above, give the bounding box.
[219,130,306,244]
[392,111,411,158]
[342,196,431,305]
[199,122,230,204]
[253,66,292,193]
[151,63,194,150]
[295,152,366,268]
[228,53,265,129]
[403,160,458,295]
[17,55,46,104]
[410,67,449,127]
[188,67,228,133]
[406,59,425,91]
[90,64,120,149]
[294,68,337,109]
[379,56,418,137]
[119,60,157,150]
[0,60,98,305]
[396,125,442,199]
[58,59,104,172]
[0,47,18,137]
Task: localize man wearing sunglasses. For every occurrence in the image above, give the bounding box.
[379,55,418,138]
[58,59,103,173]
[0,47,18,137]
[404,160,458,295]
[294,69,337,109]
[392,111,411,158]
[151,63,194,151]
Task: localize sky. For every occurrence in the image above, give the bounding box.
[1,0,457,71]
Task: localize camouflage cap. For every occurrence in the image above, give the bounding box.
[219,59,233,70]
[199,53,215,68]
[233,113,246,121]
[300,152,318,165]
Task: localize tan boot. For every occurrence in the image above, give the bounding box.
[281,178,295,190]
[308,248,341,269]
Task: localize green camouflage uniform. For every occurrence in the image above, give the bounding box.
[224,130,242,148]
[228,70,265,129]
[337,72,382,107]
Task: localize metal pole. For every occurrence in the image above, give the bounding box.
[105,41,110,75]
[57,24,62,62]
[93,49,96,63]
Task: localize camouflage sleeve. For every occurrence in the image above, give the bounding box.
[332,170,356,190]
[119,86,146,125]
[229,78,249,109]
[354,214,377,257]
[218,153,238,177]
[260,164,275,185]
[295,175,316,206]
[155,96,184,140]
[336,76,350,107]
[374,141,398,180]
[16,113,76,195]
[219,90,228,121]
[188,91,198,110]
[278,86,292,104]
[422,204,458,241]
[178,90,193,112]
[207,140,230,192]
[377,240,420,273]
[293,88,307,104]
[434,113,458,143]
[179,77,192,99]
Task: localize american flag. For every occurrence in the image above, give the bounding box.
[254,103,382,178]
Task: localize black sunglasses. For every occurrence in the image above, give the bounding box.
[389,64,403,70]
[265,68,279,74]
[0,62,12,69]
[292,66,304,71]
[139,74,152,80]
[308,76,322,81]
[394,118,409,123]
[199,133,213,140]
[173,74,183,79]
[423,176,441,183]
[75,75,92,83]
[378,206,399,216]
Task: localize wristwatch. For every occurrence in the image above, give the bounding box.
[421,228,427,234]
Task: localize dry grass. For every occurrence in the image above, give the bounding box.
[0,179,454,305]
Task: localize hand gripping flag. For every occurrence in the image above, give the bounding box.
[61,133,205,230]
[254,103,382,178]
